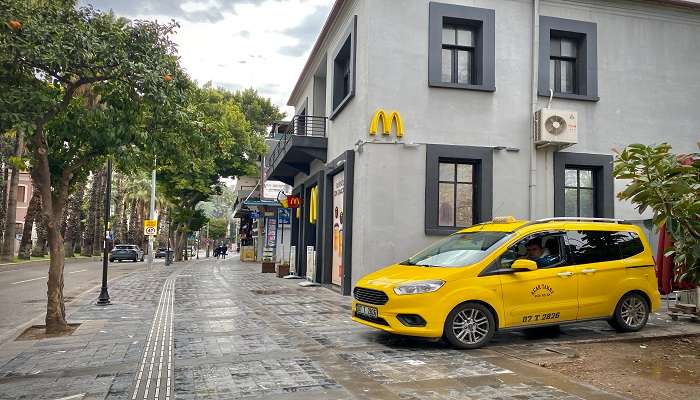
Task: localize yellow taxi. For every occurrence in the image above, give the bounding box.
[352,217,660,349]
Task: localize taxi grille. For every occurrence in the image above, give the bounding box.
[353,287,389,305]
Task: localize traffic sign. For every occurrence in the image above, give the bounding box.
[144,219,158,236]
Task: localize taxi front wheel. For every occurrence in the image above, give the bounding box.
[443,302,495,349]
[609,292,649,332]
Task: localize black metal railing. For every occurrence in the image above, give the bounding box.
[267,115,327,170]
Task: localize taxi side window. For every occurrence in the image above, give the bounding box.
[498,232,567,269]
[566,230,645,264]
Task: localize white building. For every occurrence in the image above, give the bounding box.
[265,0,700,295]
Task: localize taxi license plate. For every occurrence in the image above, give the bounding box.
[356,304,378,319]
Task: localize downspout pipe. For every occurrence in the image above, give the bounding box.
[529,0,540,220]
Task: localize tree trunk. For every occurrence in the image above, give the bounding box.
[63,185,85,257]
[92,168,106,256]
[31,209,48,257]
[112,176,124,244]
[0,166,7,247]
[81,173,99,256]
[18,187,40,259]
[0,130,24,261]
[157,208,169,248]
[137,199,146,249]
[29,123,70,333]
[174,228,186,262]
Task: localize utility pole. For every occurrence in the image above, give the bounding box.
[147,158,156,270]
[97,159,112,306]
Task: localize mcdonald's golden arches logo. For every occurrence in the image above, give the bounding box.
[369,109,404,138]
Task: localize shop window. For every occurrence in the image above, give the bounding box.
[429,2,495,91]
[426,145,493,235]
[539,16,598,101]
[330,16,357,120]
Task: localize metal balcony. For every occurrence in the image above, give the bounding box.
[266,115,328,185]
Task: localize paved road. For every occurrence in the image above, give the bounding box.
[0,257,154,342]
[0,256,697,399]
[0,256,621,400]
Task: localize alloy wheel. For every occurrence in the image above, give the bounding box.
[452,308,490,345]
[620,296,647,328]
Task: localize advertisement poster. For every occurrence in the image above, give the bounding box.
[331,173,344,286]
[306,246,315,281]
[265,217,277,248]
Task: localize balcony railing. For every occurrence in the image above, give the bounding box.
[267,114,327,171]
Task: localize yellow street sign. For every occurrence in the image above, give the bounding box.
[144,219,158,236]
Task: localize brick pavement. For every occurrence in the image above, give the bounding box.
[0,256,698,399]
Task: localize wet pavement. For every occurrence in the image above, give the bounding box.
[0,256,698,399]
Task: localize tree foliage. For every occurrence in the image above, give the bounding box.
[614,143,700,282]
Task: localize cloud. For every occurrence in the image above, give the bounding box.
[277,5,329,56]
[84,0,281,23]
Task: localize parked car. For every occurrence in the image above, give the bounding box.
[109,244,144,263]
[155,248,168,258]
[352,216,660,349]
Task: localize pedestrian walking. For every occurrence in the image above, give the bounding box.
[222,244,228,259]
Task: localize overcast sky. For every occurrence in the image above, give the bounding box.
[82,0,333,115]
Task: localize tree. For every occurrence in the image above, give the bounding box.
[63,185,84,257]
[230,88,285,136]
[0,129,24,261]
[18,185,40,259]
[0,0,181,332]
[207,217,228,240]
[157,85,267,261]
[614,143,700,282]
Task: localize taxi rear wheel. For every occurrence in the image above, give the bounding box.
[443,302,495,349]
[611,292,649,332]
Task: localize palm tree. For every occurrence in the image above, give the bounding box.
[31,211,48,257]
[91,167,107,256]
[1,129,24,262]
[18,186,40,259]
[63,185,85,257]
[123,174,150,248]
[81,170,104,256]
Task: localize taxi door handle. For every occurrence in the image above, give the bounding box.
[581,268,597,274]
[557,271,574,277]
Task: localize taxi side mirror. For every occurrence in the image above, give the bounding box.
[512,259,538,272]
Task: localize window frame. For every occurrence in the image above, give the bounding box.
[564,167,596,218]
[441,25,476,85]
[554,152,614,218]
[329,15,357,120]
[538,16,598,102]
[437,160,476,228]
[428,2,495,92]
[549,37,578,94]
[426,145,493,236]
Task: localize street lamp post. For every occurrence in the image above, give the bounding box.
[97,159,112,306]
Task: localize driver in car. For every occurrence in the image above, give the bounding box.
[525,238,559,268]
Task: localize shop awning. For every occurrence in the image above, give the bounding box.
[242,199,281,207]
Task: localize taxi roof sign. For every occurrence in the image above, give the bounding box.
[491,216,517,224]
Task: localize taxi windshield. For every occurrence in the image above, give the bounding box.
[402,231,511,268]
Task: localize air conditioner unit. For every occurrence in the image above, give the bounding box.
[534,109,578,148]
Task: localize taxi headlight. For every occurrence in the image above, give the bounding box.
[393,280,445,295]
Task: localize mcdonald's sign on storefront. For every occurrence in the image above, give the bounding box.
[369,109,404,138]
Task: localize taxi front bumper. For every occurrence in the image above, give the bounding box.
[351,292,447,338]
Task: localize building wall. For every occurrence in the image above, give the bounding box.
[289,0,700,285]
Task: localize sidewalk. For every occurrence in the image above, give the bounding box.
[0,256,697,400]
